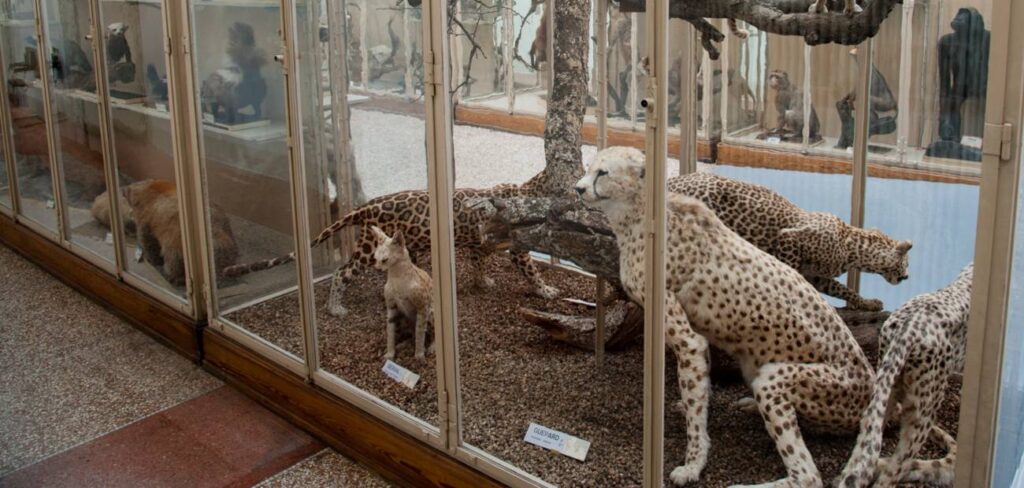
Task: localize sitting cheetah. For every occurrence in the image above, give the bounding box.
[223,185,559,317]
[575,147,875,487]
[371,226,433,360]
[668,172,912,311]
[837,263,973,488]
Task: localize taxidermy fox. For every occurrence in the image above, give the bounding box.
[371,226,433,360]
[201,22,268,124]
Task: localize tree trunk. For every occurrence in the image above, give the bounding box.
[530,0,590,196]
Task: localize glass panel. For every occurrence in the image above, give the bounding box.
[3,4,58,230]
[42,0,111,261]
[191,1,304,358]
[96,0,185,297]
[994,144,1024,487]
[452,7,643,484]
[297,0,439,428]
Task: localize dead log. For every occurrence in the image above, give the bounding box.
[617,0,898,59]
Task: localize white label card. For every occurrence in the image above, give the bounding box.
[382,360,419,389]
[961,135,983,149]
[135,246,144,262]
[202,113,214,123]
[523,423,591,461]
[46,199,55,209]
[155,103,168,112]
[766,136,782,145]
[104,232,113,244]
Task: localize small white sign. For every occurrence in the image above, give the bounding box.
[155,103,168,112]
[45,199,55,209]
[846,146,854,154]
[523,423,591,461]
[104,232,113,244]
[961,135,983,149]
[766,136,782,145]
[135,246,144,262]
[202,113,214,123]
[382,359,419,389]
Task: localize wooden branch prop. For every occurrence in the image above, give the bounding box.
[617,0,898,59]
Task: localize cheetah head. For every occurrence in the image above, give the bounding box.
[371,226,408,270]
[574,146,646,211]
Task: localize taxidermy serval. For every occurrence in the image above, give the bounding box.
[576,146,875,487]
[223,182,559,317]
[837,263,973,488]
[371,226,433,360]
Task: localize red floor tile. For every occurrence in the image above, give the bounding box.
[0,386,322,488]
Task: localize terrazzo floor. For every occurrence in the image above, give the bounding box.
[0,244,391,487]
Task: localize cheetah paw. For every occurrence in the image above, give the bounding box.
[669,464,702,486]
[732,396,760,414]
[328,304,349,318]
[535,284,560,300]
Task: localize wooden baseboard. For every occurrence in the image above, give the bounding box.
[0,213,200,361]
[202,328,502,488]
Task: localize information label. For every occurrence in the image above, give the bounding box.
[46,199,55,209]
[105,232,113,244]
[202,113,215,123]
[155,103,168,112]
[523,423,590,461]
[382,360,419,389]
[135,246,144,262]
[961,135,983,149]
[766,136,782,145]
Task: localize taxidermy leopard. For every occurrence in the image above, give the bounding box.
[223,184,559,317]
[837,263,973,488]
[668,172,912,311]
[576,146,875,487]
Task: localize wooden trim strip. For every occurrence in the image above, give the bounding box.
[0,214,200,361]
[202,328,502,488]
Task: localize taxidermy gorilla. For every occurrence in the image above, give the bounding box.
[200,22,268,124]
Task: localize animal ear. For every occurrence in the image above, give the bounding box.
[370,225,388,242]
[896,240,913,254]
[392,230,405,247]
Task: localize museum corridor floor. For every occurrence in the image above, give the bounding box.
[0,244,392,488]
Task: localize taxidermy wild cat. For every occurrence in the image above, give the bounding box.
[118,180,239,286]
[372,226,433,360]
[201,22,268,124]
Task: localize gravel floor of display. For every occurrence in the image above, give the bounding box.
[224,249,962,488]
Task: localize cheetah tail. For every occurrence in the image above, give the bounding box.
[836,331,911,488]
[221,206,367,279]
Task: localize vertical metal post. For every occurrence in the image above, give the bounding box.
[847,39,872,297]
[359,0,369,88]
[642,0,667,483]
[33,0,69,242]
[86,0,127,277]
[719,19,729,136]
[801,44,811,150]
[700,49,710,135]
[280,0,320,378]
[503,0,514,113]
[404,2,415,99]
[628,13,637,128]
[678,24,696,175]
[422,0,461,451]
[545,0,554,94]
[896,0,914,161]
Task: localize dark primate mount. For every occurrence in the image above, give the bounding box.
[617,0,895,59]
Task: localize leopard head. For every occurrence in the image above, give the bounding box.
[857,228,912,284]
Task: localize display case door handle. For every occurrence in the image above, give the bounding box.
[84,34,93,41]
[274,54,286,64]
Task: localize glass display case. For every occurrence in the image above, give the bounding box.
[5,0,1024,485]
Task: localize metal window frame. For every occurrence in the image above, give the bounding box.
[0,21,19,216]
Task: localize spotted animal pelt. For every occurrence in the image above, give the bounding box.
[838,263,973,488]
[668,172,912,311]
[223,183,558,317]
[577,147,875,487]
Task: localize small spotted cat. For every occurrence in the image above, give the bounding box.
[223,185,559,317]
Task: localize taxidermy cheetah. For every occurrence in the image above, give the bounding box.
[668,172,912,311]
[837,263,973,488]
[223,185,558,317]
[371,226,433,360]
[575,147,875,487]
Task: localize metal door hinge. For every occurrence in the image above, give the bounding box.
[983,122,1013,161]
